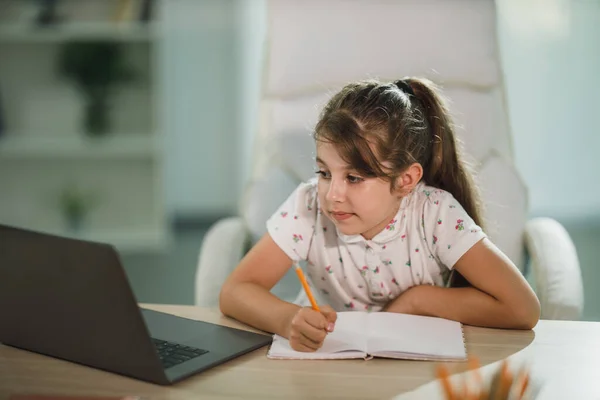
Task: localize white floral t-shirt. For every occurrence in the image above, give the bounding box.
[266,178,486,312]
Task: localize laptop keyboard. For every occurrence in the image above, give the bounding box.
[152,338,209,369]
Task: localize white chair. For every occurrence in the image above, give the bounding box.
[195,0,583,320]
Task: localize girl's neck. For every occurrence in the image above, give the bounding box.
[360,202,402,241]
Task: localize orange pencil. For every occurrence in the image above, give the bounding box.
[467,357,483,400]
[468,357,483,387]
[294,262,320,312]
[516,369,530,399]
[435,364,455,400]
[493,360,511,400]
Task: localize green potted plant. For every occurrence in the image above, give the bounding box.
[59,184,97,232]
[57,41,136,136]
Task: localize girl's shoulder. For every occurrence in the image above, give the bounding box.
[266,178,320,261]
[411,182,457,208]
[408,182,475,226]
[296,177,319,208]
[271,177,319,222]
[300,176,318,193]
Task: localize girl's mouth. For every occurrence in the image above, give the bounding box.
[330,212,354,221]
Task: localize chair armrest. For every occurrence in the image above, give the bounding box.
[194,217,249,307]
[524,217,584,320]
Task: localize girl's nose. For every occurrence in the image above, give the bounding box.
[326,178,346,202]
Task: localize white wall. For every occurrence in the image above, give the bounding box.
[497,0,600,223]
[161,0,239,218]
[234,0,267,207]
[162,0,267,219]
[163,0,600,224]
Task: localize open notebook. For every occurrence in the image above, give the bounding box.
[267,312,466,361]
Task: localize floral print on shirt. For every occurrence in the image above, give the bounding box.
[386,218,397,231]
[265,178,486,312]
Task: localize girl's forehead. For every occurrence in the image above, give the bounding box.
[316,140,393,173]
[315,142,346,164]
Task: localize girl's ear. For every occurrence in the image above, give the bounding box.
[394,163,424,196]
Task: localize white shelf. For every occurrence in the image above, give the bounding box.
[58,227,170,254]
[0,1,170,254]
[0,22,159,43]
[0,134,158,159]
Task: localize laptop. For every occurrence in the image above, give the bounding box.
[0,224,272,385]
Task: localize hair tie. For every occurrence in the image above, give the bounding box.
[394,79,415,96]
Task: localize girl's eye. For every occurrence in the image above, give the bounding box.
[347,175,364,184]
[315,170,331,179]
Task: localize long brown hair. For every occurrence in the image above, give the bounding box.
[314,78,484,228]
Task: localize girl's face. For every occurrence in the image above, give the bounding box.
[316,141,402,240]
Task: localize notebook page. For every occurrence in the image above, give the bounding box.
[365,312,466,360]
[267,311,368,359]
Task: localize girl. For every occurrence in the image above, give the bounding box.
[220,78,540,352]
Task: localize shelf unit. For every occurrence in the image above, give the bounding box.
[0,133,157,159]
[0,22,159,42]
[0,0,171,253]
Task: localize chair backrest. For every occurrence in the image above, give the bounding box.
[241,0,528,277]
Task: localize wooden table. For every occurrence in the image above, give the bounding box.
[1,304,599,400]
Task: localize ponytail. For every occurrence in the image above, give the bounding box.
[404,78,485,229]
[316,77,484,287]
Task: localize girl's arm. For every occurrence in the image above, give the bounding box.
[219,233,301,337]
[385,238,541,329]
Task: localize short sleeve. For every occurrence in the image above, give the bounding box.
[422,189,487,269]
[266,179,318,261]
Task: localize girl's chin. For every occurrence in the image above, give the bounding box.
[327,215,374,236]
[333,220,385,240]
[332,223,363,236]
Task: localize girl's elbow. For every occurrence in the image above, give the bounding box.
[514,297,541,330]
[218,280,234,317]
[516,311,539,330]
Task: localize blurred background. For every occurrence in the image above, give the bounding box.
[0,0,598,319]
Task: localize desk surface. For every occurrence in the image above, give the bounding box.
[1,304,599,400]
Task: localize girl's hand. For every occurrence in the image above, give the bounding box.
[286,305,337,352]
